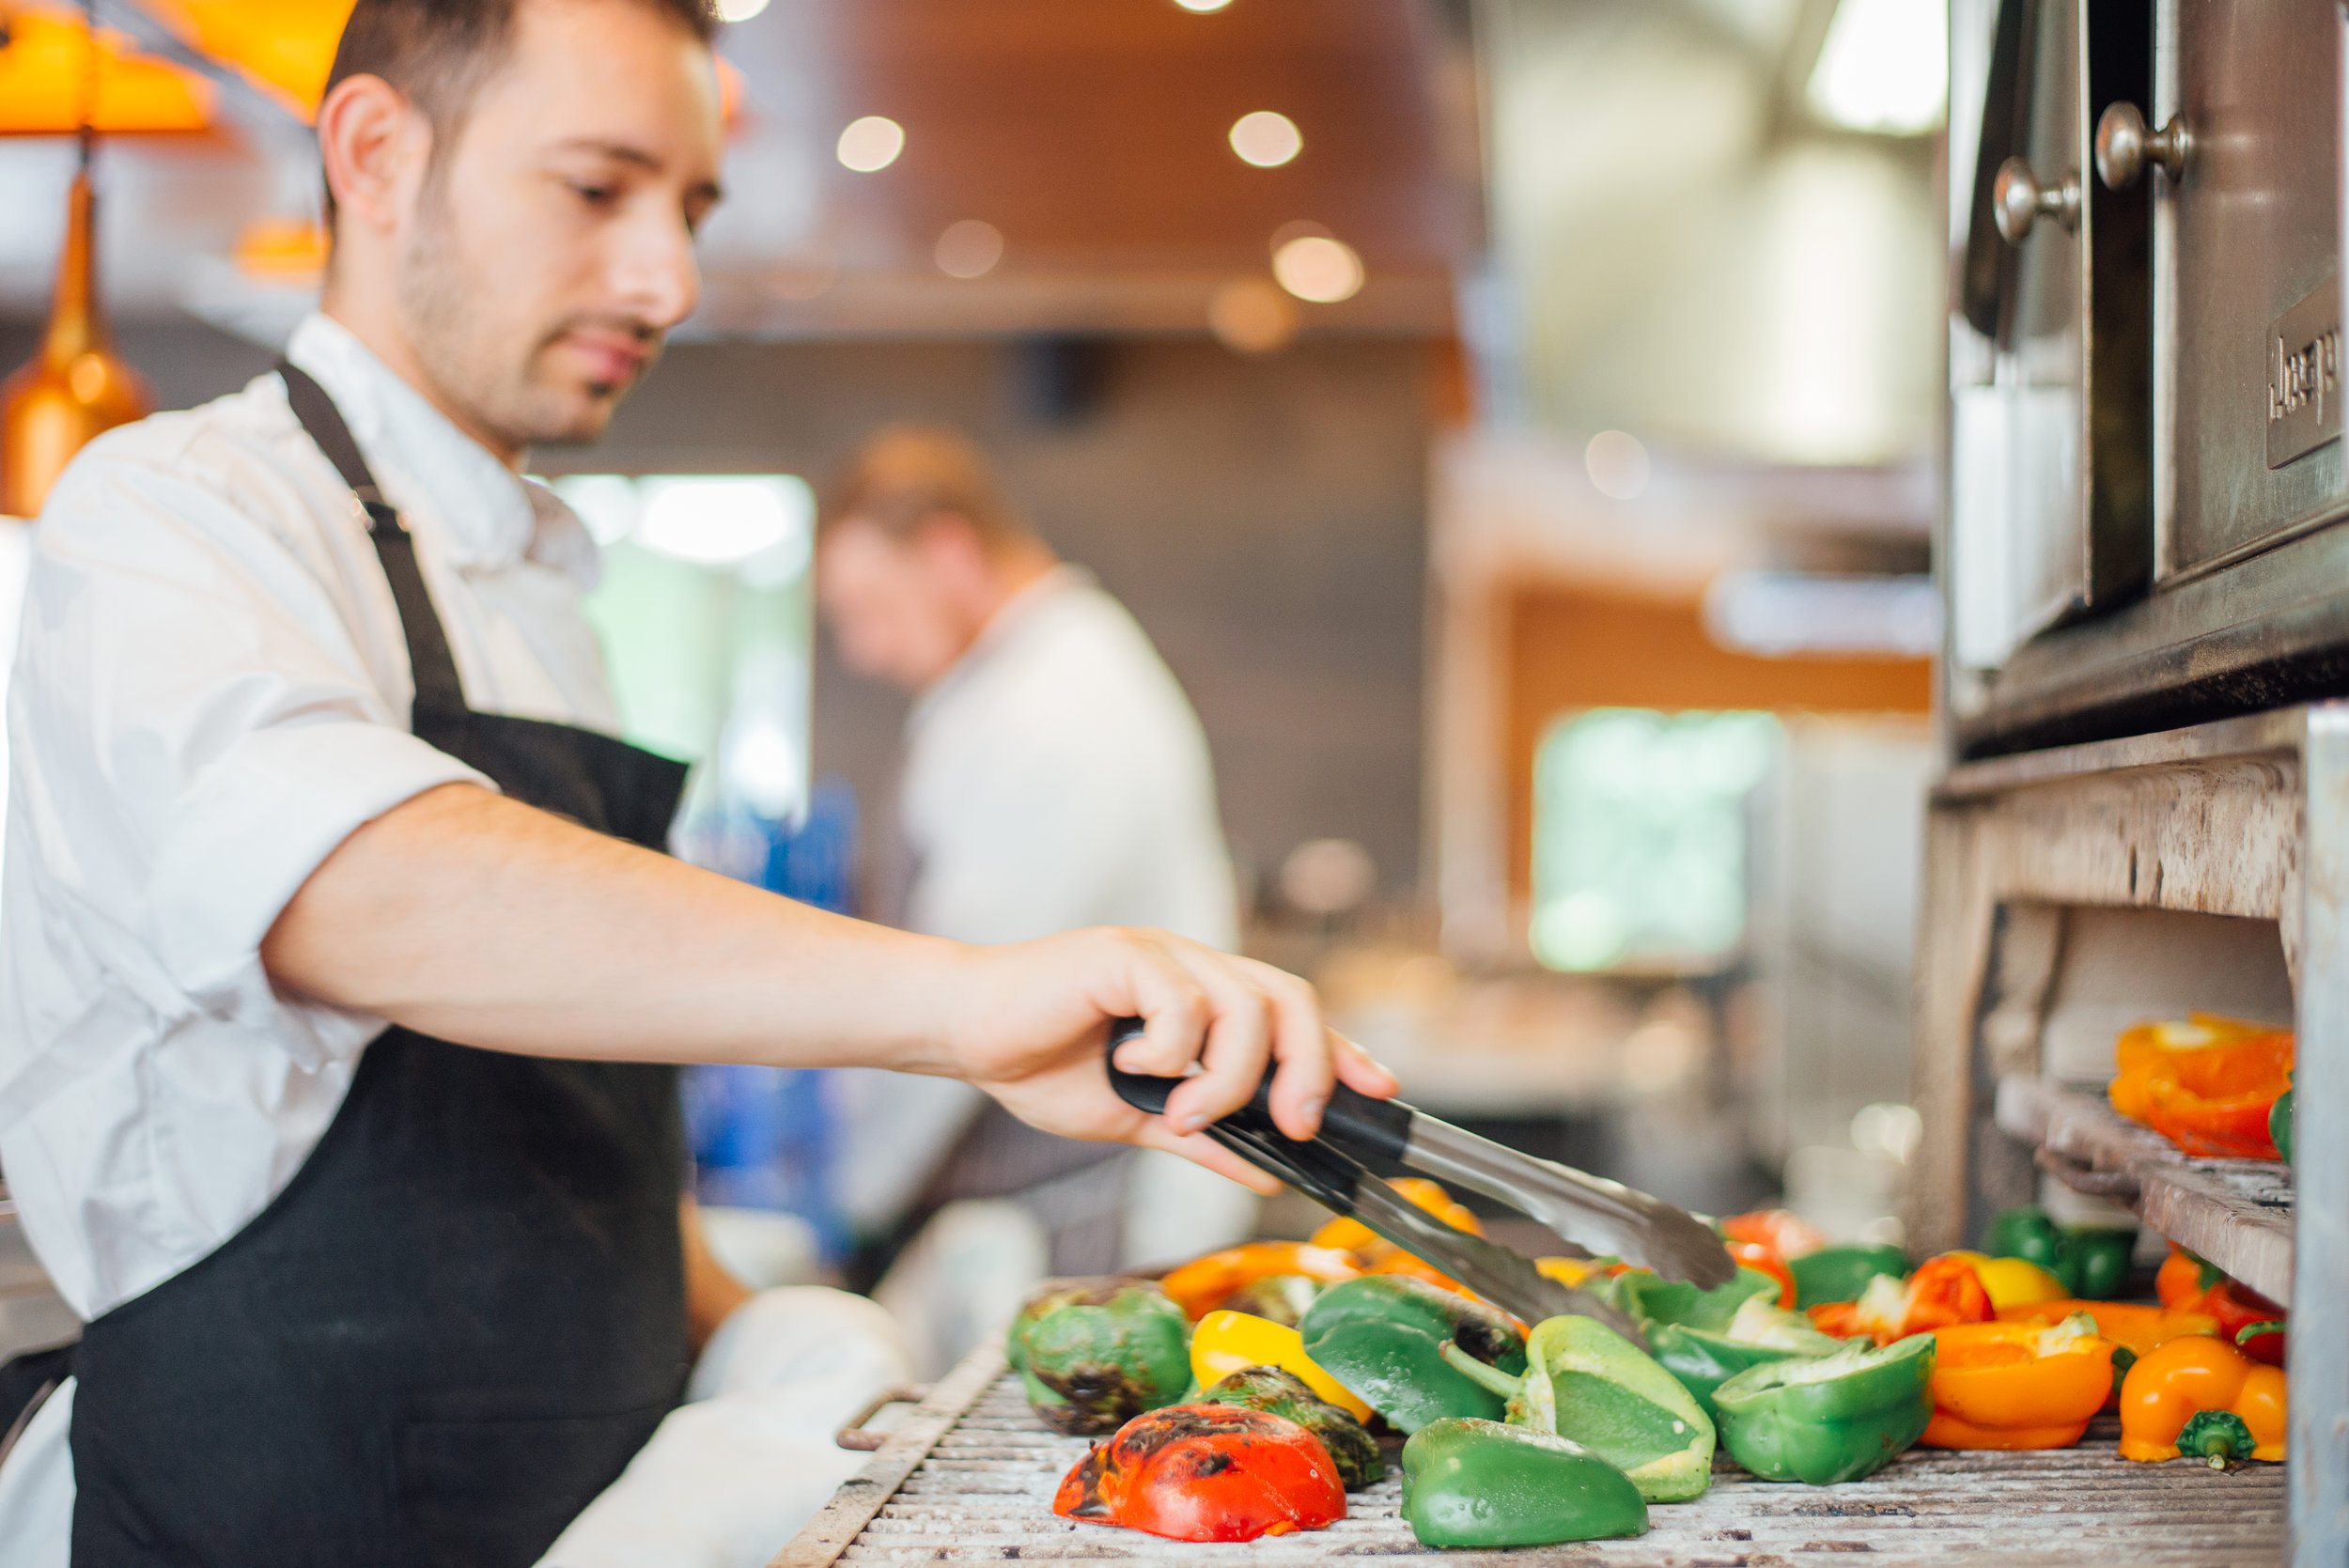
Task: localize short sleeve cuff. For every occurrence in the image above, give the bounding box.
[150,720,495,1006]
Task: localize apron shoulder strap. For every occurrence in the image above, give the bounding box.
[276,361,469,725]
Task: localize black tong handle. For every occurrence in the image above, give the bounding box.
[1102,1016,1413,1167]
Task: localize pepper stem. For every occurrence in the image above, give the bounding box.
[2176,1409,2256,1467]
[2234,1321,2285,1348]
[1437,1341,1525,1400]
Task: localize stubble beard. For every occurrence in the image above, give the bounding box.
[395,181,654,454]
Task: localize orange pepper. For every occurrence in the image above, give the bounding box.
[2156,1243,2219,1311]
[1810,1255,1993,1346]
[1726,1239,1796,1308]
[1996,1299,2219,1360]
[1159,1242,1360,1322]
[1309,1177,1482,1258]
[2109,1015,2293,1159]
[2118,1335,2286,1463]
[1921,1317,2117,1450]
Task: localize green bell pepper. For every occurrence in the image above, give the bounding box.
[1399,1418,1648,1547]
[1296,1275,1527,1435]
[1439,1314,1715,1502]
[1606,1266,1839,1419]
[1983,1205,2136,1298]
[1010,1279,1192,1436]
[1198,1365,1384,1490]
[1710,1333,1935,1484]
[1787,1244,1909,1307]
[2273,1076,2295,1166]
[1219,1273,1321,1327]
[2061,1227,2137,1300]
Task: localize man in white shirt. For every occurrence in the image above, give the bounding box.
[816,428,1259,1361]
[0,3,1388,1565]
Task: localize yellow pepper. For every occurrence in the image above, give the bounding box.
[1943,1250,2070,1311]
[1190,1310,1375,1422]
[1921,1313,2117,1450]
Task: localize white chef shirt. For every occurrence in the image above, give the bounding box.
[900,567,1237,951]
[835,568,1239,1233]
[0,311,621,1323]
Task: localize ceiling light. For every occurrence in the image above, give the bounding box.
[1174,0,1235,10]
[1208,278,1299,354]
[717,0,772,18]
[836,116,905,173]
[934,220,1004,279]
[1584,430,1650,499]
[1271,235,1363,303]
[634,476,813,567]
[1806,0,1949,135]
[1229,111,1301,168]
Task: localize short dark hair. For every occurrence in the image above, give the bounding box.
[321,0,720,225]
[821,426,1035,551]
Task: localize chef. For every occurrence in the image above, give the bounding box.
[815,427,1259,1360]
[0,1,1390,1565]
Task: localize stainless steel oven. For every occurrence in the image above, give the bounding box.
[1948,0,2345,758]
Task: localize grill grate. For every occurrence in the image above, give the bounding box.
[774,1346,2284,1567]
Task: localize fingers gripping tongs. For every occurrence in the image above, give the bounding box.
[1105,1019,1735,1348]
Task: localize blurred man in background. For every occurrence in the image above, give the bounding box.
[817,426,1256,1371]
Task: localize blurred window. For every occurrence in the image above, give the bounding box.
[1531,707,1781,972]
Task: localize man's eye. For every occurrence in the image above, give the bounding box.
[568,182,618,206]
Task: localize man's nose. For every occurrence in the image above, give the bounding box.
[614,210,701,332]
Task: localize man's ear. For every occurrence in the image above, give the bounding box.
[318,73,432,244]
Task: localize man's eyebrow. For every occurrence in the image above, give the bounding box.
[547,138,723,204]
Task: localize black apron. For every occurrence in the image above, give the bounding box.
[64,365,693,1568]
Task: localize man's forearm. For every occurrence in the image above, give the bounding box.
[261,783,962,1068]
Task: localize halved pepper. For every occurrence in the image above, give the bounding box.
[2118,1334,2286,1465]
[1943,1250,2069,1312]
[1296,1275,1526,1434]
[1198,1365,1383,1491]
[1311,1176,1482,1259]
[1921,1313,2118,1450]
[1010,1280,1193,1436]
[1809,1255,1992,1345]
[1711,1335,1937,1484]
[1399,1418,1648,1547]
[1996,1298,2220,1359]
[2109,1014,2294,1159]
[1160,1241,1361,1321]
[1052,1404,1346,1541]
[1439,1313,1715,1502]
[1787,1244,1910,1308]
[1608,1266,1841,1419]
[1190,1310,1373,1423]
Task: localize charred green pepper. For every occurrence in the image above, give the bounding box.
[1220,1274,1322,1327]
[1399,1418,1648,1547]
[1439,1314,1714,1502]
[1010,1279,1192,1436]
[1787,1244,1910,1307]
[1610,1266,1842,1419]
[1711,1332,1935,1484]
[1296,1275,1527,1435]
[1199,1365,1383,1490]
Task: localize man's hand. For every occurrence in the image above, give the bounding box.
[922,927,1398,1193]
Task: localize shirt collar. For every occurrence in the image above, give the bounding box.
[282,312,541,573]
[909,565,1092,728]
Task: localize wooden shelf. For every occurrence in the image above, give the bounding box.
[1995,1075,2293,1303]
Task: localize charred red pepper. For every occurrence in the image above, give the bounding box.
[1052,1404,1346,1543]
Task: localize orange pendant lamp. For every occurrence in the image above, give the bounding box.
[2,0,157,520]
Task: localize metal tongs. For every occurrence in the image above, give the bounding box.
[1105,1019,1735,1346]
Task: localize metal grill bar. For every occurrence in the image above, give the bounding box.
[774,1349,2285,1567]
